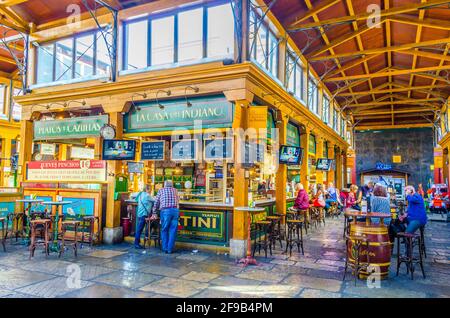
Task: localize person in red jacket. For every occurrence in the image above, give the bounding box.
[294,183,310,210]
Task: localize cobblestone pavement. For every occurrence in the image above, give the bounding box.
[0,217,449,298]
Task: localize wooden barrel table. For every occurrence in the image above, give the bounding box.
[347,221,392,280]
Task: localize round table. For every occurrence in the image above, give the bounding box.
[43,201,72,252]
[15,199,44,245]
[235,207,265,267]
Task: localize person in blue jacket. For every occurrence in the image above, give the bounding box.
[400,185,428,233]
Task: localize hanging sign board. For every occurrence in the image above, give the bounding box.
[141,141,165,161]
[33,115,108,140]
[40,143,56,155]
[204,138,234,161]
[392,155,402,163]
[171,139,198,161]
[27,160,107,183]
[71,147,95,160]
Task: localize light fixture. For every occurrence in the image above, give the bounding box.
[156,89,171,110]
[184,85,199,107]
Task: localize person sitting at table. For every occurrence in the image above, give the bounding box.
[313,183,326,207]
[370,184,391,225]
[347,184,361,211]
[401,185,428,234]
[325,182,341,212]
[293,183,309,211]
[130,185,155,249]
[152,180,180,254]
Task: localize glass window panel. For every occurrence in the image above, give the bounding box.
[75,34,94,78]
[151,16,175,66]
[96,32,112,76]
[12,88,22,121]
[207,4,234,58]
[178,8,203,62]
[55,38,73,81]
[36,44,54,84]
[249,10,257,59]
[268,32,278,77]
[295,63,302,99]
[255,23,267,67]
[0,85,5,116]
[286,55,295,93]
[125,20,148,70]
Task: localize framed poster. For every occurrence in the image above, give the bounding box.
[141,141,165,161]
[171,139,198,161]
[204,137,234,161]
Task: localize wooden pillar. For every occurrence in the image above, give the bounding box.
[315,137,324,185]
[2,139,12,187]
[275,111,287,217]
[327,143,335,185]
[335,146,342,189]
[18,120,33,184]
[59,144,68,160]
[104,111,123,243]
[300,127,311,189]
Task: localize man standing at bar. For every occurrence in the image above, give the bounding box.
[152,180,180,254]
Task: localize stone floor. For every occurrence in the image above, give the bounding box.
[0,216,449,298]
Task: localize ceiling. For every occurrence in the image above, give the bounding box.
[265,0,450,129]
[1,0,449,130]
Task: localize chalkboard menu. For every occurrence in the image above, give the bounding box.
[204,138,234,160]
[141,141,165,161]
[171,139,198,161]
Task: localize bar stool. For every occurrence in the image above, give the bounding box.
[285,218,304,257]
[59,220,81,258]
[343,234,370,286]
[81,216,100,248]
[29,219,51,259]
[144,216,161,249]
[419,225,427,258]
[274,213,287,240]
[252,220,272,258]
[328,202,339,219]
[310,207,325,228]
[5,212,24,242]
[265,215,283,250]
[396,232,425,280]
[0,217,6,252]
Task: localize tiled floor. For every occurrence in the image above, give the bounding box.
[0,216,449,298]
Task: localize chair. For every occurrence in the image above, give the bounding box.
[59,220,81,258]
[252,220,272,258]
[80,216,100,248]
[0,217,6,252]
[396,232,425,280]
[285,218,305,257]
[144,216,161,249]
[29,219,51,259]
[343,234,370,286]
[265,215,283,250]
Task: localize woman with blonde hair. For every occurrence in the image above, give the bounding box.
[294,183,309,210]
[346,184,361,210]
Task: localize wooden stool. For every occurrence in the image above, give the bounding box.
[396,232,425,280]
[144,217,161,249]
[310,207,325,228]
[328,202,339,218]
[0,217,6,252]
[419,225,426,258]
[285,219,304,257]
[59,220,81,258]
[265,215,283,250]
[81,216,99,248]
[252,220,272,258]
[6,212,24,242]
[343,234,370,285]
[29,219,51,259]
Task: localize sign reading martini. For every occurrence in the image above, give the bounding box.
[124,96,233,133]
[34,115,108,140]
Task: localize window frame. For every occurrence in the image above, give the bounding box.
[285,48,305,102]
[249,7,280,79]
[322,95,330,125]
[33,28,108,86]
[122,0,233,72]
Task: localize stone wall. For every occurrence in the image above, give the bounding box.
[354,128,433,188]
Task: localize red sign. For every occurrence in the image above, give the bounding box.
[27,160,107,182]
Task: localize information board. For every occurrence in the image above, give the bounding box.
[141,141,165,161]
